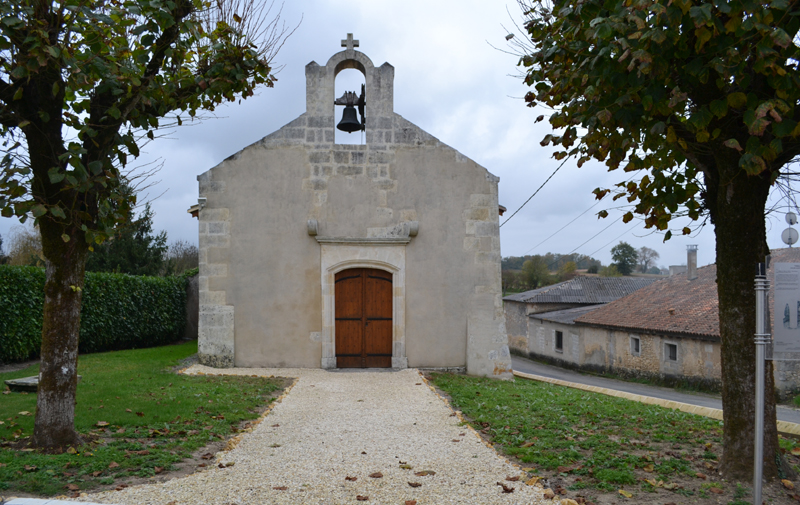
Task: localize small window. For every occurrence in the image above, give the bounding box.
[630,336,641,356]
[555,331,563,353]
[665,343,678,361]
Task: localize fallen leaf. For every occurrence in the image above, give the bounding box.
[696,472,707,479]
[414,470,436,476]
[271,424,280,427]
[115,483,129,491]
[135,412,144,417]
[24,465,38,472]
[96,421,109,427]
[273,486,288,491]
[784,479,796,490]
[561,499,579,505]
[663,483,679,490]
[108,461,120,469]
[369,472,383,478]
[618,489,633,498]
[643,464,654,472]
[543,488,555,499]
[415,383,422,385]
[92,471,102,477]
[345,476,357,481]
[709,488,723,494]
[154,466,164,474]
[400,464,413,469]
[525,476,540,486]
[225,462,235,467]
[116,428,126,434]
[65,483,80,491]
[201,452,214,460]
[356,495,369,501]
[506,475,520,481]
[167,502,177,505]
[126,409,132,413]
[361,451,367,455]
[451,439,460,442]
[405,501,417,505]
[18,411,32,416]
[496,482,515,493]
[408,481,422,487]
[520,441,536,448]
[791,447,800,456]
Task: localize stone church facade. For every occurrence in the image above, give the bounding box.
[195,37,511,378]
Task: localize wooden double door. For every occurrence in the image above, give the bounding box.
[335,268,393,368]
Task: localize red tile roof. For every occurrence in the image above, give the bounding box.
[575,265,720,338]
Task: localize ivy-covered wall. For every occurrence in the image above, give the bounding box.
[0,266,188,364]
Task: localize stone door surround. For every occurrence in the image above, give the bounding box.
[319,240,407,369]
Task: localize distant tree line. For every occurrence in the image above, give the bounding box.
[0,204,197,277]
[502,244,665,294]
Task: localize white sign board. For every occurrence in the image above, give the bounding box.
[774,263,800,352]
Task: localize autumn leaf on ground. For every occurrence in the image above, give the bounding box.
[414,470,436,476]
[709,487,723,494]
[65,483,79,491]
[792,447,800,456]
[154,466,164,474]
[408,482,422,487]
[405,501,417,505]
[125,409,132,412]
[201,452,214,460]
[784,479,795,490]
[525,476,540,486]
[345,476,357,481]
[18,411,32,416]
[273,486,287,490]
[451,439,460,442]
[96,421,109,427]
[642,464,654,472]
[506,475,520,481]
[369,472,383,478]
[108,461,120,469]
[520,441,536,448]
[23,465,37,472]
[618,489,633,498]
[496,482,514,493]
[356,495,369,501]
[135,412,144,417]
[400,464,413,469]
[695,472,707,479]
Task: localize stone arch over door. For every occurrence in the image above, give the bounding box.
[319,242,407,369]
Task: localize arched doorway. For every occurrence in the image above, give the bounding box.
[335,268,393,368]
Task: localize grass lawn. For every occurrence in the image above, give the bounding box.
[0,341,286,497]
[431,373,800,505]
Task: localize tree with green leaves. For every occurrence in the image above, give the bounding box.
[522,255,553,288]
[518,0,799,479]
[85,203,167,276]
[610,241,638,275]
[0,0,290,449]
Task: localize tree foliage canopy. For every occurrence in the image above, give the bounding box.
[610,241,638,275]
[520,0,800,235]
[0,0,284,242]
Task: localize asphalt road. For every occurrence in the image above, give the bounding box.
[511,355,800,425]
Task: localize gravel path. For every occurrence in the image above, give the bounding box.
[79,366,546,505]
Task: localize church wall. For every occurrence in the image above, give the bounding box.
[196,44,511,378]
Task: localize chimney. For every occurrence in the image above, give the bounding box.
[687,245,698,280]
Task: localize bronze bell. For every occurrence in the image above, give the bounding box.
[337,105,362,133]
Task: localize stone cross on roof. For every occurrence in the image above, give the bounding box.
[341,33,359,51]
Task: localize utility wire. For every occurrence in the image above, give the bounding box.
[500,155,572,228]
[523,200,602,255]
[587,225,634,258]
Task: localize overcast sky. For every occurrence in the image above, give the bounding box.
[0,0,795,269]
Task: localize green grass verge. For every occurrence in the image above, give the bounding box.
[0,341,285,496]
[430,373,722,496]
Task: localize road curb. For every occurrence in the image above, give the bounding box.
[513,370,800,436]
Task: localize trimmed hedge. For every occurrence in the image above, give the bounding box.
[0,265,187,364]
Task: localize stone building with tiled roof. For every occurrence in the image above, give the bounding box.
[504,276,658,353]
[521,248,800,395]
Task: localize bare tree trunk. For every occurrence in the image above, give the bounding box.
[32,218,88,450]
[712,167,780,480]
